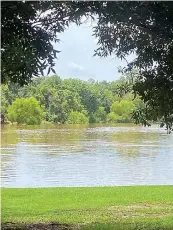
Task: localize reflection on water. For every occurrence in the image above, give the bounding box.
[1,124,173,187]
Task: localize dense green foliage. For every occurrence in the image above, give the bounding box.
[67,111,89,124]
[1,1,74,85]
[108,100,135,123]
[2,1,173,130]
[88,2,173,131]
[1,75,144,125]
[7,97,43,125]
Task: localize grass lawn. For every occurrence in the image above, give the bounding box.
[2,186,173,229]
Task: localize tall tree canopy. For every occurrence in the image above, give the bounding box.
[88,1,173,131]
[1,1,173,130]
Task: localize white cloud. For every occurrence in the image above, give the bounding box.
[68,62,84,71]
[54,22,135,81]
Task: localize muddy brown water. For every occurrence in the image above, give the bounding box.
[1,123,173,187]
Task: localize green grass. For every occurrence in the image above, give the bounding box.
[2,186,173,229]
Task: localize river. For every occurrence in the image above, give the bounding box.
[1,123,173,187]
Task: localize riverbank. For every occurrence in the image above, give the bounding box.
[2,186,173,229]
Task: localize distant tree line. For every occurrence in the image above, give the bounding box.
[1,73,145,125]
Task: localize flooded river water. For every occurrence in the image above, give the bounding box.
[1,124,173,187]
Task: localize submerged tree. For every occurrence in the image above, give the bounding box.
[67,111,89,124]
[107,100,135,123]
[7,97,43,125]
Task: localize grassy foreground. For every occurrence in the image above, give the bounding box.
[2,186,173,229]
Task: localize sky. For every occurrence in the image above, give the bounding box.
[52,21,135,82]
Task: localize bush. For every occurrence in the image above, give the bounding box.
[7,97,43,125]
[107,100,135,123]
[67,111,89,124]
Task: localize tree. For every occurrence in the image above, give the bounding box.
[67,111,89,124]
[106,112,122,123]
[75,81,100,122]
[94,106,107,123]
[1,1,82,85]
[47,89,83,123]
[107,100,135,123]
[7,97,43,125]
[1,85,10,115]
[89,2,173,130]
[64,2,173,130]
